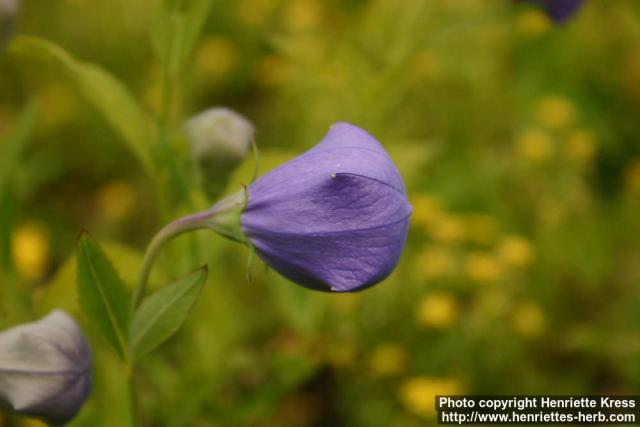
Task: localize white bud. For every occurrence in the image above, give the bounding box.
[0,310,92,425]
[186,107,254,165]
[0,0,17,15]
[0,0,18,45]
[185,107,254,198]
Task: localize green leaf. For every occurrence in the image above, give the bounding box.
[37,239,167,317]
[131,266,208,360]
[180,0,215,66]
[77,232,131,359]
[9,36,155,175]
[151,0,214,75]
[0,102,37,193]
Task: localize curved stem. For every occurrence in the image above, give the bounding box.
[132,208,215,310]
[132,191,246,311]
[127,365,141,427]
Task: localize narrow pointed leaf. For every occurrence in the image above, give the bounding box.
[151,0,214,75]
[180,0,215,67]
[76,233,130,359]
[9,36,155,175]
[0,102,37,192]
[131,266,208,360]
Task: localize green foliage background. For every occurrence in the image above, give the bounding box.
[1,0,640,426]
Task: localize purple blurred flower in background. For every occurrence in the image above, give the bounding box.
[521,0,585,23]
[0,310,92,425]
[241,122,412,292]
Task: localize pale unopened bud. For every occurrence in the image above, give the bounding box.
[0,0,18,45]
[0,310,92,425]
[185,107,254,199]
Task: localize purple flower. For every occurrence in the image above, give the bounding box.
[241,122,411,292]
[520,0,585,23]
[0,310,92,425]
[542,0,584,22]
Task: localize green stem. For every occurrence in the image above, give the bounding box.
[132,191,246,311]
[128,192,245,426]
[154,0,193,215]
[133,208,213,310]
[127,365,141,427]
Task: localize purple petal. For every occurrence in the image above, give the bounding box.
[543,0,585,22]
[518,0,585,23]
[242,122,411,292]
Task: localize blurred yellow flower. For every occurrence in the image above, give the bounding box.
[410,194,444,230]
[517,128,553,162]
[513,302,546,337]
[96,180,137,222]
[536,96,576,130]
[624,159,640,193]
[565,129,597,163]
[465,213,498,244]
[465,253,503,283]
[12,222,49,281]
[257,55,293,88]
[284,0,324,32]
[498,235,535,268]
[415,246,455,280]
[399,377,463,418]
[416,292,459,329]
[236,0,276,27]
[429,214,466,244]
[195,37,237,79]
[369,343,408,377]
[517,10,551,36]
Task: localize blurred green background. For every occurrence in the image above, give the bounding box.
[2,0,640,426]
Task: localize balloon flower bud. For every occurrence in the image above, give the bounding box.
[185,107,254,199]
[135,122,411,306]
[519,0,585,23]
[241,122,411,292]
[0,310,92,425]
[0,0,18,45]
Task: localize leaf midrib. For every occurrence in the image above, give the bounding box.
[132,274,201,355]
[81,241,128,357]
